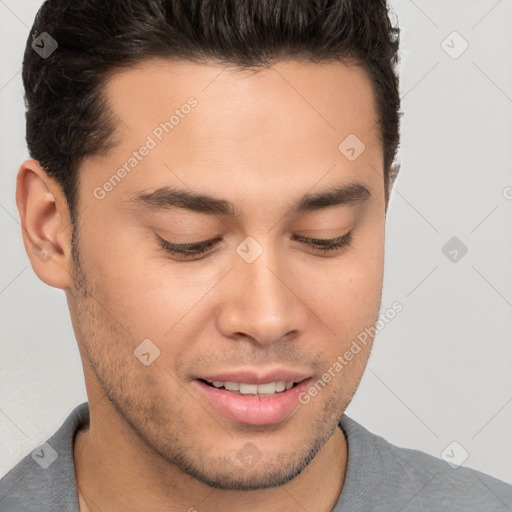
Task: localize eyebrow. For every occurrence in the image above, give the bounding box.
[124,181,371,219]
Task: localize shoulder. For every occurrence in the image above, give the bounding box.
[0,402,89,512]
[380,435,512,510]
[339,415,512,511]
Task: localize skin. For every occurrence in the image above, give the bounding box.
[16,58,395,512]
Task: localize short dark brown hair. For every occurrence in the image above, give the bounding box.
[22,0,401,223]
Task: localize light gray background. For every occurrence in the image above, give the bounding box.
[1,0,511,484]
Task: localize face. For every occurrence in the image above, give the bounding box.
[66,58,386,490]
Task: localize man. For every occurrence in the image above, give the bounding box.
[0,0,510,510]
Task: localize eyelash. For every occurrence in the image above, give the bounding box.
[156,232,352,261]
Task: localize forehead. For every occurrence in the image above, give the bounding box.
[104,57,379,152]
[92,58,382,213]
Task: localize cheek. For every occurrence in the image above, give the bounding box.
[81,236,222,368]
[303,234,384,330]
[77,221,173,330]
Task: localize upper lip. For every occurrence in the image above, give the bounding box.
[197,369,311,385]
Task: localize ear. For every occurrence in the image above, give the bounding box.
[385,161,400,213]
[15,158,74,289]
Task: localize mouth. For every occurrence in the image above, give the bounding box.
[198,378,304,396]
[193,376,312,426]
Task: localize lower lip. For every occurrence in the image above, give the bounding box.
[193,378,311,426]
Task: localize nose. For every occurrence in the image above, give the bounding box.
[216,239,307,346]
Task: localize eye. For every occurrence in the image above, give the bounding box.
[292,231,352,253]
[155,231,353,261]
[156,234,220,260]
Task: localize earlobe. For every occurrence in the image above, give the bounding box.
[16,158,73,289]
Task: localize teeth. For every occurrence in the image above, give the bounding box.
[209,380,296,395]
[275,381,286,392]
[240,383,258,395]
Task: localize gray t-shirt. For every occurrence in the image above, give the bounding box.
[0,402,510,511]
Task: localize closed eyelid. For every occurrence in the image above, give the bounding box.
[155,230,353,261]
